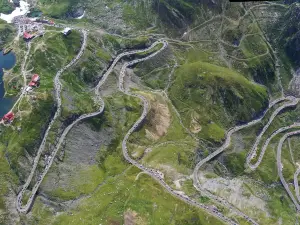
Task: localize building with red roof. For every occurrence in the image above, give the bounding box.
[23,32,34,40]
[32,74,40,82]
[27,73,40,89]
[29,81,37,87]
[2,112,15,123]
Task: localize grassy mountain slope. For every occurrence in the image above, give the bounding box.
[1,0,300,224]
[0,0,13,14]
[0,19,15,49]
[279,3,300,66]
[38,0,82,18]
[169,61,268,143]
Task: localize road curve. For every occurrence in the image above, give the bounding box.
[241,121,300,210]
[118,42,240,225]
[246,97,299,169]
[16,30,88,213]
[13,18,300,223]
[16,34,251,223]
[248,122,300,170]
[16,40,170,213]
[193,96,291,182]
[294,167,300,203]
[192,96,297,225]
[277,131,300,211]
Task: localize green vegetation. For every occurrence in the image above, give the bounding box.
[267,187,297,225]
[47,165,105,200]
[224,151,247,176]
[38,0,80,18]
[102,34,150,51]
[29,31,82,93]
[4,40,26,96]
[0,30,82,192]
[143,143,195,174]
[122,3,153,29]
[33,167,224,225]
[240,35,277,93]
[0,19,15,49]
[126,91,198,182]
[201,122,225,143]
[1,0,300,224]
[28,89,225,225]
[240,35,268,57]
[169,61,268,143]
[279,3,300,66]
[0,147,19,224]
[60,34,113,117]
[0,0,13,14]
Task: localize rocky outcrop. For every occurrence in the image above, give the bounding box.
[284,0,300,4]
[151,0,224,35]
[280,4,300,65]
[12,0,20,7]
[66,7,84,18]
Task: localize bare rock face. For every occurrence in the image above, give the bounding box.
[280,5,300,65]
[284,0,300,4]
[287,68,300,96]
[152,0,224,32]
[12,0,20,7]
[67,7,85,18]
[39,121,114,200]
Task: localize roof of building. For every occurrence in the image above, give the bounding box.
[62,27,71,35]
[23,32,33,39]
[32,74,40,82]
[29,81,37,87]
[25,86,33,92]
[3,112,14,121]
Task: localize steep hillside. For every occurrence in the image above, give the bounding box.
[279,3,300,65]
[0,0,14,14]
[169,61,268,143]
[1,1,300,225]
[0,20,15,49]
[37,0,82,18]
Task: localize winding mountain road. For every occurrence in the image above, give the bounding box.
[277,131,300,211]
[295,167,300,203]
[192,96,299,224]
[9,8,300,223]
[193,96,290,180]
[16,38,165,213]
[16,30,88,213]
[193,93,300,214]
[118,41,240,225]
[14,37,241,224]
[246,96,299,169]
[16,24,300,223]
[249,122,300,170]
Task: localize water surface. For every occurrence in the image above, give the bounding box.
[0,51,16,117]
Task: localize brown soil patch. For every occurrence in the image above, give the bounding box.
[108,219,121,225]
[124,210,146,225]
[124,210,137,225]
[190,118,202,133]
[190,112,202,134]
[159,164,185,181]
[146,101,170,140]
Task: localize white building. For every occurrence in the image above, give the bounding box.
[25,86,33,92]
[62,27,71,36]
